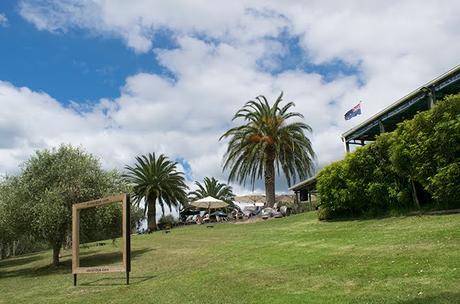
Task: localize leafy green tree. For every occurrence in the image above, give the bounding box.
[0,176,29,259]
[318,133,413,219]
[390,94,460,207]
[188,177,235,205]
[429,162,460,205]
[129,205,146,233]
[124,153,188,232]
[316,160,350,218]
[20,145,126,266]
[220,92,315,207]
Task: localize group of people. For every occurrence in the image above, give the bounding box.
[183,212,229,225]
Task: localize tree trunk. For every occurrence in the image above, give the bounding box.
[12,240,18,257]
[147,197,157,232]
[410,178,421,210]
[264,149,276,207]
[52,240,62,266]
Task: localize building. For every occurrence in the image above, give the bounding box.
[342,65,460,152]
[290,64,460,203]
[288,176,317,210]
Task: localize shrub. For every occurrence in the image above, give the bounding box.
[158,214,177,229]
[428,162,460,208]
[317,133,411,218]
[391,94,460,208]
[317,207,333,221]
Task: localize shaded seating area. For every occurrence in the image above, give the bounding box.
[179,196,233,226]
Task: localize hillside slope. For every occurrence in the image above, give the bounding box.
[1,212,459,303]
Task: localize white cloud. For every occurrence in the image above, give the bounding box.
[0,13,8,27]
[3,0,460,193]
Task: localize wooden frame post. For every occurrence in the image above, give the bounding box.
[72,194,131,286]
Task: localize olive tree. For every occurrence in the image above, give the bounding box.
[0,176,29,259]
[21,145,126,266]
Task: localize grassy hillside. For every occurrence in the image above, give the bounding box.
[1,212,459,303]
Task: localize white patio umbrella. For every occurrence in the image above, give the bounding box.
[190,196,228,214]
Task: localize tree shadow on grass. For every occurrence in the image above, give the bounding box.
[0,254,42,269]
[79,275,156,286]
[319,208,460,224]
[0,248,153,279]
[398,292,460,304]
[320,214,400,223]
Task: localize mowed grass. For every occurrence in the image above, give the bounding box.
[1,212,459,304]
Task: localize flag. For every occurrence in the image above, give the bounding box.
[344,102,362,120]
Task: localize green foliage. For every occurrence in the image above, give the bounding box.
[391,94,460,208]
[130,205,146,233]
[21,146,104,248]
[316,160,351,215]
[317,94,460,219]
[317,207,333,220]
[221,92,315,206]
[188,177,235,205]
[158,214,177,229]
[79,204,122,243]
[0,176,29,258]
[17,145,130,264]
[428,162,460,206]
[124,153,188,231]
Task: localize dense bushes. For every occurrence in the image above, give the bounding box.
[391,95,460,209]
[158,214,177,229]
[317,133,412,219]
[317,94,460,219]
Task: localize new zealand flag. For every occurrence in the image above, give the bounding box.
[344,102,362,120]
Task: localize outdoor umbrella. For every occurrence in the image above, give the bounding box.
[190,196,228,214]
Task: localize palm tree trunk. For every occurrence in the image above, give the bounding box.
[264,149,276,207]
[147,196,157,232]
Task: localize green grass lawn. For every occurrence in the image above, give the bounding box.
[1,212,459,303]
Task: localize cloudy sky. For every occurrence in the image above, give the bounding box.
[0,1,459,194]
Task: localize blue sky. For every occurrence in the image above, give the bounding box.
[0,1,459,193]
[0,2,360,105]
[0,2,176,104]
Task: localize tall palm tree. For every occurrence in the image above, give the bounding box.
[124,153,188,232]
[220,92,315,207]
[188,177,235,205]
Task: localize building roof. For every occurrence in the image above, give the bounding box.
[288,176,317,191]
[342,64,460,143]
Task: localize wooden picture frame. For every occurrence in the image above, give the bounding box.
[72,194,131,286]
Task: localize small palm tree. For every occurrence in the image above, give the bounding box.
[220,92,315,207]
[124,153,188,232]
[188,177,235,204]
